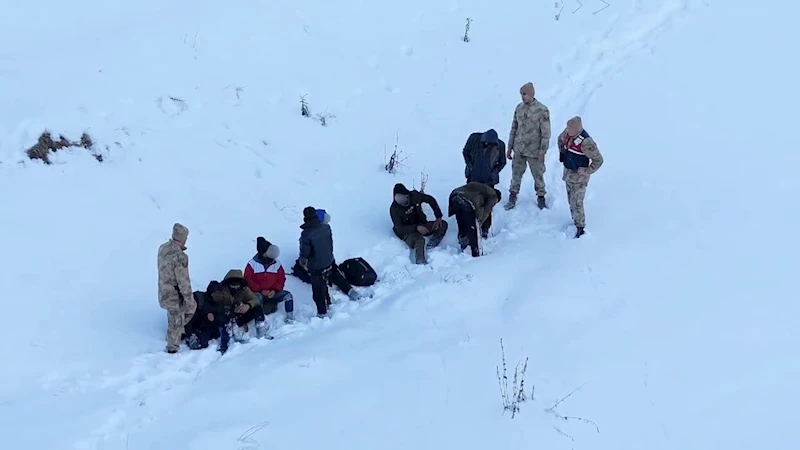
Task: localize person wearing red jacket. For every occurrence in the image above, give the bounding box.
[244,237,295,323]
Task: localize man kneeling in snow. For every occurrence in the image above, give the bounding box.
[245,237,296,323]
[448,182,501,257]
[184,269,270,353]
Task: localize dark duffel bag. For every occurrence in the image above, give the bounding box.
[338,257,377,287]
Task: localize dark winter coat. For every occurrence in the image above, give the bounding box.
[207,269,261,313]
[448,182,500,225]
[299,214,335,271]
[390,190,444,239]
[463,132,507,186]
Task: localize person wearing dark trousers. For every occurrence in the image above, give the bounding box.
[390,183,448,264]
[299,206,335,317]
[448,182,501,257]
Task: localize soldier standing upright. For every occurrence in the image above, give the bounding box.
[558,116,604,238]
[506,82,552,210]
[157,222,197,353]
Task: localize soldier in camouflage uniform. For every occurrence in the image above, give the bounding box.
[506,82,552,210]
[558,116,604,238]
[157,223,197,353]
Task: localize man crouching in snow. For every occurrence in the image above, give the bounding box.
[245,237,296,323]
[448,182,501,257]
[184,269,270,354]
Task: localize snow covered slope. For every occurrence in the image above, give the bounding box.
[2,0,798,449]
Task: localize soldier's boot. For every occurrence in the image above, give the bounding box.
[537,196,547,210]
[575,227,585,238]
[504,192,518,210]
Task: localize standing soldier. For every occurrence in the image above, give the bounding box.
[506,82,552,210]
[558,116,604,238]
[157,222,197,353]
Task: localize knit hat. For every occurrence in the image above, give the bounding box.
[520,82,534,97]
[256,236,280,259]
[315,209,331,224]
[481,129,499,144]
[393,183,410,195]
[494,188,502,202]
[303,206,318,220]
[172,223,189,242]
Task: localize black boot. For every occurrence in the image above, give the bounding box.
[537,196,547,209]
[575,227,585,238]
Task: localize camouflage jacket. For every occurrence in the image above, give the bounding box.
[157,239,193,310]
[508,99,552,157]
[558,128,604,184]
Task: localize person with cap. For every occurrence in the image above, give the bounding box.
[244,237,296,323]
[299,206,335,317]
[462,128,507,187]
[506,81,552,210]
[448,182,502,257]
[157,222,197,354]
[390,183,447,264]
[291,209,362,301]
[557,116,604,238]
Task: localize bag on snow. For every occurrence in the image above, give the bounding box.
[291,258,312,284]
[338,257,377,287]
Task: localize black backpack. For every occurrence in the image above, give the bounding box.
[291,259,312,284]
[338,257,377,287]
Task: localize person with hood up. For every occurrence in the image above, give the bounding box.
[448,182,501,257]
[463,129,507,187]
[292,209,362,301]
[184,269,270,354]
[299,206,335,317]
[390,183,447,264]
[244,237,296,323]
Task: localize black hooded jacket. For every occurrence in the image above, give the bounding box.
[389,184,443,239]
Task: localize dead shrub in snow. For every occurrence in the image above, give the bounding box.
[300,95,335,127]
[496,338,532,418]
[26,131,102,164]
[463,18,473,42]
[545,383,601,441]
[384,132,409,174]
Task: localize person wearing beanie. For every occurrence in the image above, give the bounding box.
[447,182,502,257]
[291,209,362,301]
[462,128,507,187]
[299,206,336,317]
[390,183,448,264]
[557,116,604,238]
[156,222,197,354]
[506,81,552,211]
[244,236,296,323]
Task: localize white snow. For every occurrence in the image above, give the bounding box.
[1,0,798,449]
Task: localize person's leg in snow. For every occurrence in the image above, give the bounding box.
[310,266,332,317]
[403,232,427,264]
[566,180,588,237]
[423,220,448,249]
[453,199,480,257]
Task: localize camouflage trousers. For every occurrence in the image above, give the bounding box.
[565,181,588,228]
[510,154,546,197]
[165,298,197,352]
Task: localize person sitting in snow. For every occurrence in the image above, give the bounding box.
[448,182,501,257]
[244,237,296,323]
[291,209,361,301]
[463,129,507,188]
[299,206,336,318]
[390,183,447,264]
[184,269,270,353]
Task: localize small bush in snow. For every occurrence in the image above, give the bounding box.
[496,338,531,418]
[545,383,601,441]
[26,131,102,164]
[384,132,409,174]
[300,95,310,117]
[463,18,473,42]
[315,111,335,127]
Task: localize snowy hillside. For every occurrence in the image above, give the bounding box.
[2,0,799,448]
